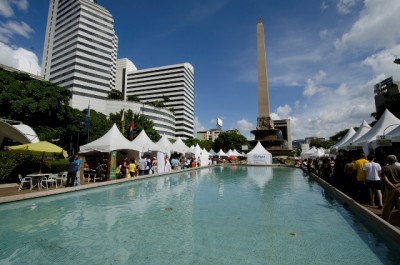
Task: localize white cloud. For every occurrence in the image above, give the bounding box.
[336,0,358,15]
[0,0,28,18]
[303,70,327,96]
[334,0,400,50]
[335,83,348,96]
[194,116,206,133]
[319,29,330,40]
[236,119,253,139]
[0,41,41,75]
[321,1,329,11]
[0,20,33,43]
[361,44,400,80]
[276,104,292,117]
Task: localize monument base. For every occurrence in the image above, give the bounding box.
[250,127,292,157]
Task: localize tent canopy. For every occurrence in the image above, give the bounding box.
[130,129,161,152]
[170,137,191,154]
[353,109,400,147]
[156,134,173,153]
[9,141,68,158]
[339,120,371,150]
[247,141,272,164]
[80,123,138,153]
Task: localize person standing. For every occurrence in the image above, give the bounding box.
[66,157,77,187]
[381,155,400,221]
[121,156,128,178]
[353,153,369,203]
[138,156,147,176]
[74,154,82,186]
[129,159,137,177]
[363,154,383,208]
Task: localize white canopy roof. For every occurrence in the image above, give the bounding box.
[309,148,326,159]
[386,124,400,142]
[80,123,138,153]
[232,149,244,157]
[208,148,217,156]
[339,120,371,150]
[353,109,400,147]
[131,129,161,152]
[217,149,227,156]
[247,141,272,164]
[300,146,317,160]
[0,120,39,144]
[170,136,191,154]
[333,127,356,149]
[156,134,173,153]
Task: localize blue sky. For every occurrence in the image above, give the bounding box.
[1,0,400,140]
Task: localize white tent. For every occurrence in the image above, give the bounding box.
[339,120,371,150]
[156,134,173,154]
[386,124,400,142]
[217,149,227,157]
[300,146,317,160]
[170,136,191,154]
[353,109,400,154]
[247,141,272,164]
[208,148,217,156]
[232,149,244,157]
[80,124,139,154]
[226,149,234,156]
[188,144,209,166]
[309,148,326,159]
[131,129,161,153]
[332,127,356,150]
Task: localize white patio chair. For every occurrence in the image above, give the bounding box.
[18,174,32,191]
[47,174,58,188]
[56,171,67,186]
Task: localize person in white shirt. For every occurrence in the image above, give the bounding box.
[363,154,383,208]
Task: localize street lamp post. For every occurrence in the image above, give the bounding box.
[382,124,400,138]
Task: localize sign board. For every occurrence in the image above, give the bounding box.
[241,145,248,151]
[217,117,223,127]
[376,139,392,146]
[374,76,393,95]
[347,145,362,150]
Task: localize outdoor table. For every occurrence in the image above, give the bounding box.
[26,173,50,190]
[84,170,97,182]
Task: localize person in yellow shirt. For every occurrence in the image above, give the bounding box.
[353,153,369,203]
[129,159,137,178]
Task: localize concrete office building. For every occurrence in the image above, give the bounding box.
[41,0,118,105]
[124,62,195,139]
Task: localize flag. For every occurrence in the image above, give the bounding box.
[121,111,125,133]
[85,103,90,131]
[129,115,135,139]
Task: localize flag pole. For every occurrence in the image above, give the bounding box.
[86,101,90,143]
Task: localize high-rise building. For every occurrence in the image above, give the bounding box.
[124,62,195,139]
[41,0,118,105]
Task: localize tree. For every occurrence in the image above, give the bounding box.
[309,139,335,149]
[109,109,161,142]
[329,129,349,143]
[184,138,201,147]
[212,132,247,152]
[0,70,74,149]
[107,89,123,100]
[199,140,212,151]
[127,95,141,102]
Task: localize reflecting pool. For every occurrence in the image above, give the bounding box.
[0,166,399,264]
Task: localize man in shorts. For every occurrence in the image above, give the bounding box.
[381,155,400,221]
[363,154,383,208]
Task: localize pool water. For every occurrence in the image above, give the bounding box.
[0,166,399,264]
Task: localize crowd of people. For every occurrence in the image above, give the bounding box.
[115,155,213,178]
[304,152,400,222]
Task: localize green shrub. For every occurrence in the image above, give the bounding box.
[0,151,68,183]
